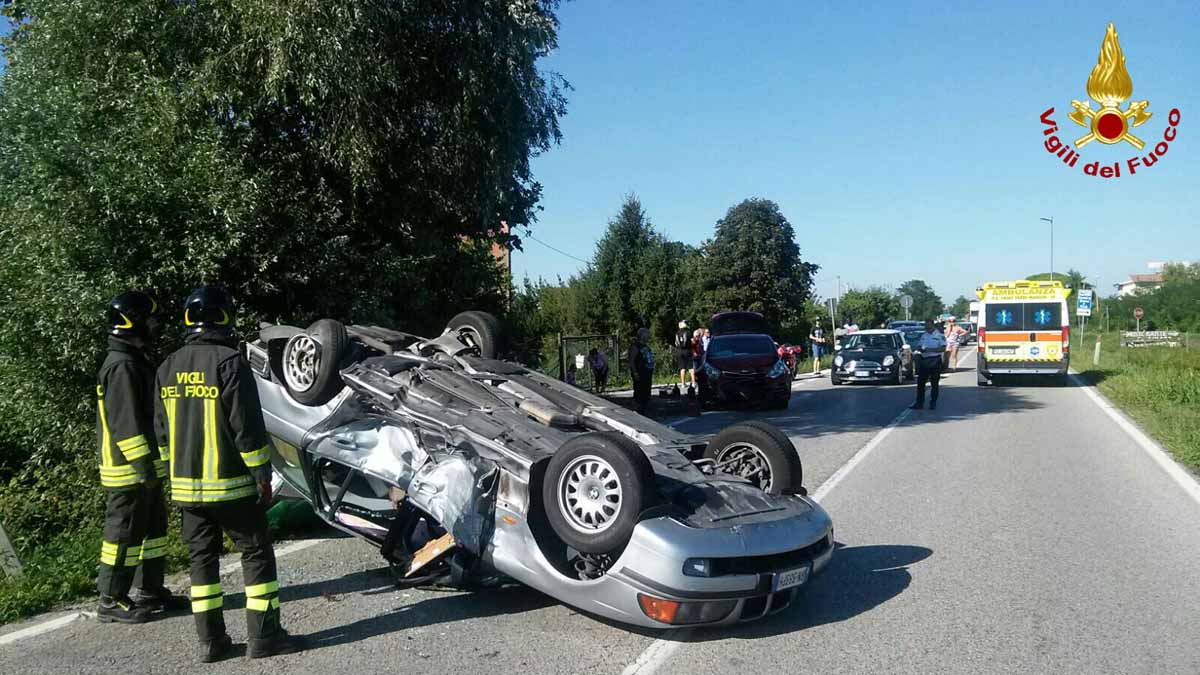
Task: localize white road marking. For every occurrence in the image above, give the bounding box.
[1072,373,1200,507]
[1,536,332,649]
[0,612,84,648]
[955,346,977,370]
[622,404,914,675]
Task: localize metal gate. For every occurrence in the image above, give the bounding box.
[558,334,620,392]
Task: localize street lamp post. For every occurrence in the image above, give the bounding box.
[1040,217,1054,282]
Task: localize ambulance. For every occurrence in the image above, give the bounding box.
[975,280,1070,386]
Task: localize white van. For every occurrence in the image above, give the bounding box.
[976,280,1070,386]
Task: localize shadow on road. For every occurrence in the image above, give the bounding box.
[298,583,554,651]
[686,543,933,641]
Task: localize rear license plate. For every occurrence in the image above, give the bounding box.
[854,370,871,377]
[774,565,810,591]
[991,347,1016,355]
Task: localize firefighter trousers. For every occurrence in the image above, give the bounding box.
[181,497,281,643]
[97,484,168,599]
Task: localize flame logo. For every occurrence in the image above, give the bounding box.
[1067,22,1151,149]
[1086,23,1133,106]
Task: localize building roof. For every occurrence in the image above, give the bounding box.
[1126,274,1164,284]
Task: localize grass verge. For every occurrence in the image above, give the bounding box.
[1072,332,1200,474]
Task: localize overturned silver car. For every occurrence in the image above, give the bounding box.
[246,312,833,628]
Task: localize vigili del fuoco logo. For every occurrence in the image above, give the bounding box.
[1040,22,1180,178]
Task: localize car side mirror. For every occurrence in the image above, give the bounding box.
[834,345,842,352]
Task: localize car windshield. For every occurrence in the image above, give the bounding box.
[707,334,777,358]
[842,334,895,350]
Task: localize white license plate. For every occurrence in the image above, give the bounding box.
[774,565,810,592]
[854,370,871,377]
[991,347,1016,355]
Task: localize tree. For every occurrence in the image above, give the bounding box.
[949,295,971,319]
[0,0,567,545]
[838,287,901,328]
[896,279,944,321]
[1027,270,1088,310]
[699,199,818,332]
[582,196,659,340]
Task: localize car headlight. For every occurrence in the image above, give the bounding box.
[883,355,895,366]
[682,558,713,577]
[834,355,843,367]
[768,359,789,378]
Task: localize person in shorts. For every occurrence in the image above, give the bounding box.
[809,324,827,376]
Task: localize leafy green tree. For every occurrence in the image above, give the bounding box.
[699,199,818,332]
[838,287,901,328]
[582,195,659,339]
[949,295,971,320]
[1027,269,1089,310]
[896,279,944,321]
[0,0,566,551]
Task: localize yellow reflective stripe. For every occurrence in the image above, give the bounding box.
[245,580,279,597]
[120,443,151,462]
[98,394,114,468]
[246,597,271,612]
[116,434,148,450]
[203,399,219,481]
[100,554,119,566]
[171,475,254,489]
[165,398,178,470]
[240,445,271,468]
[101,541,120,552]
[101,475,142,488]
[99,464,139,476]
[172,486,258,503]
[140,548,166,560]
[143,536,168,548]
[191,583,222,597]
[153,459,168,478]
[192,596,223,613]
[271,597,280,609]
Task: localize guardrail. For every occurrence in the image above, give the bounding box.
[1120,331,1184,348]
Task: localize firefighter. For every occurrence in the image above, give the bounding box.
[155,286,305,662]
[96,291,187,623]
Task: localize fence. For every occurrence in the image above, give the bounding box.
[558,334,621,392]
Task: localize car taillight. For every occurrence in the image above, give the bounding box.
[1061,326,1070,354]
[978,328,986,347]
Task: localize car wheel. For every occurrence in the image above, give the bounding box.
[445,311,502,359]
[543,432,658,555]
[281,319,351,406]
[890,365,902,385]
[704,422,803,495]
[831,374,841,385]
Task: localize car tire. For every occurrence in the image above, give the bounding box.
[704,422,803,495]
[831,374,841,385]
[281,319,351,406]
[446,310,502,359]
[769,396,790,410]
[543,432,658,555]
[890,365,902,385]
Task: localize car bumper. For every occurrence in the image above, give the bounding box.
[979,358,1068,376]
[708,377,791,404]
[488,498,835,629]
[833,365,900,382]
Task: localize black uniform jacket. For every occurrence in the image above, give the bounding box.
[155,331,272,505]
[96,338,164,490]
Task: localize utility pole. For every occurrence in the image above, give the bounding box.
[1040,217,1055,282]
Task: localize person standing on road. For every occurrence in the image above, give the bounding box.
[808,323,827,376]
[943,318,966,372]
[691,328,705,383]
[701,327,711,353]
[587,348,608,393]
[910,319,947,410]
[629,328,654,414]
[156,287,305,662]
[95,291,188,624]
[674,321,694,391]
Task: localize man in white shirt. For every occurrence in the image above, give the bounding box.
[911,319,947,410]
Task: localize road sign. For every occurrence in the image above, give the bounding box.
[899,294,913,309]
[1134,307,1144,320]
[1076,289,1093,317]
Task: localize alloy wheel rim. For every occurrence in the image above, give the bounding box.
[558,454,623,534]
[283,334,320,392]
[715,442,773,492]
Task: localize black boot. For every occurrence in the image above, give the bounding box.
[248,630,307,659]
[97,596,151,624]
[133,587,189,612]
[929,400,937,410]
[198,634,234,663]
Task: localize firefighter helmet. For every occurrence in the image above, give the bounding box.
[182,286,236,334]
[107,291,161,340]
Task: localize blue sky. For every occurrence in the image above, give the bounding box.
[5,6,1198,305]
[518,0,1200,303]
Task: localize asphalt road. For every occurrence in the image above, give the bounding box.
[4,347,1200,674]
